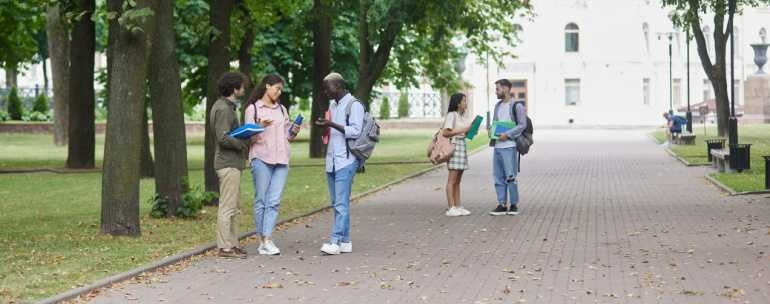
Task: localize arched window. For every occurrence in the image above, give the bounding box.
[565,23,579,52]
[642,23,649,53]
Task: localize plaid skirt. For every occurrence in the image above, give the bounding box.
[448,137,469,170]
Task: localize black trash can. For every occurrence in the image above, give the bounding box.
[762,155,770,190]
[705,138,726,162]
[729,144,751,172]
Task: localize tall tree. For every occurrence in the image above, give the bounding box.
[309,0,331,158]
[204,0,236,197]
[101,0,153,236]
[148,0,188,216]
[664,0,770,137]
[47,4,71,146]
[353,0,531,106]
[66,0,96,169]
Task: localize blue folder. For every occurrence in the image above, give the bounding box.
[229,123,265,139]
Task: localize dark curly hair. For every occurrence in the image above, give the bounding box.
[217,72,246,97]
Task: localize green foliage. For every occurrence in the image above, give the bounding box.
[298,97,310,111]
[149,177,217,219]
[397,93,409,118]
[22,111,50,122]
[375,0,530,92]
[379,97,391,119]
[33,94,48,113]
[0,1,45,72]
[7,87,23,120]
[0,110,8,122]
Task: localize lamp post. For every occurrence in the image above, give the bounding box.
[686,30,693,133]
[657,32,675,114]
[727,1,738,149]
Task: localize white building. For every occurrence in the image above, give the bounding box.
[463,0,770,126]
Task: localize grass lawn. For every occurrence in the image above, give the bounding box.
[650,124,770,192]
[0,129,489,302]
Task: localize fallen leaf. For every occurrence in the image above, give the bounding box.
[262,283,284,289]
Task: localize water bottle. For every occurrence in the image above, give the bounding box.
[288,114,303,138]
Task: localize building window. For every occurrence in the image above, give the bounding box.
[643,78,650,105]
[565,23,579,52]
[703,79,712,102]
[733,80,741,105]
[642,23,650,54]
[565,79,580,105]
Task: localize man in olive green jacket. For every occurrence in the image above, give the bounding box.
[210,72,248,258]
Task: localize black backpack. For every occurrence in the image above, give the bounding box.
[512,101,533,155]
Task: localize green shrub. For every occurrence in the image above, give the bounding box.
[0,111,8,122]
[379,97,391,119]
[149,177,218,219]
[22,111,50,122]
[33,94,49,113]
[397,93,409,118]
[7,87,23,120]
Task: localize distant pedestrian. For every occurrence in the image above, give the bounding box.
[442,93,472,217]
[244,74,301,256]
[210,72,249,259]
[314,72,365,255]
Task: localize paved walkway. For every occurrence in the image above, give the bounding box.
[89,129,770,304]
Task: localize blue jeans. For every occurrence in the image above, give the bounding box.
[493,147,519,206]
[326,160,359,244]
[251,159,289,237]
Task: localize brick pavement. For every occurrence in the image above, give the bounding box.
[88,129,770,304]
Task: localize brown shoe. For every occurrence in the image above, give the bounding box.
[233,247,248,255]
[218,248,246,259]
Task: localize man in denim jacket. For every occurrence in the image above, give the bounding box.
[488,79,528,216]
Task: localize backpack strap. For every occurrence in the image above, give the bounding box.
[343,98,360,159]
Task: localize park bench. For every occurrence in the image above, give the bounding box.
[672,132,696,145]
[710,148,734,173]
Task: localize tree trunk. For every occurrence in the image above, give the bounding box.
[148,0,188,216]
[237,1,255,90]
[204,0,235,196]
[66,0,95,169]
[101,0,151,237]
[5,68,17,89]
[310,0,331,158]
[140,104,154,178]
[354,2,401,109]
[47,4,70,146]
[42,59,49,94]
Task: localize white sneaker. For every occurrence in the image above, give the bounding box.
[445,207,462,217]
[339,242,352,253]
[457,207,471,216]
[258,240,280,255]
[320,243,341,255]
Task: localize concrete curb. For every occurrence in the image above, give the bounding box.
[663,147,710,167]
[703,174,770,196]
[37,146,489,304]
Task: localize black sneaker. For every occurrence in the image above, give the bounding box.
[489,205,508,216]
[507,204,519,215]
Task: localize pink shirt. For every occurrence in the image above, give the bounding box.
[244,100,291,165]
